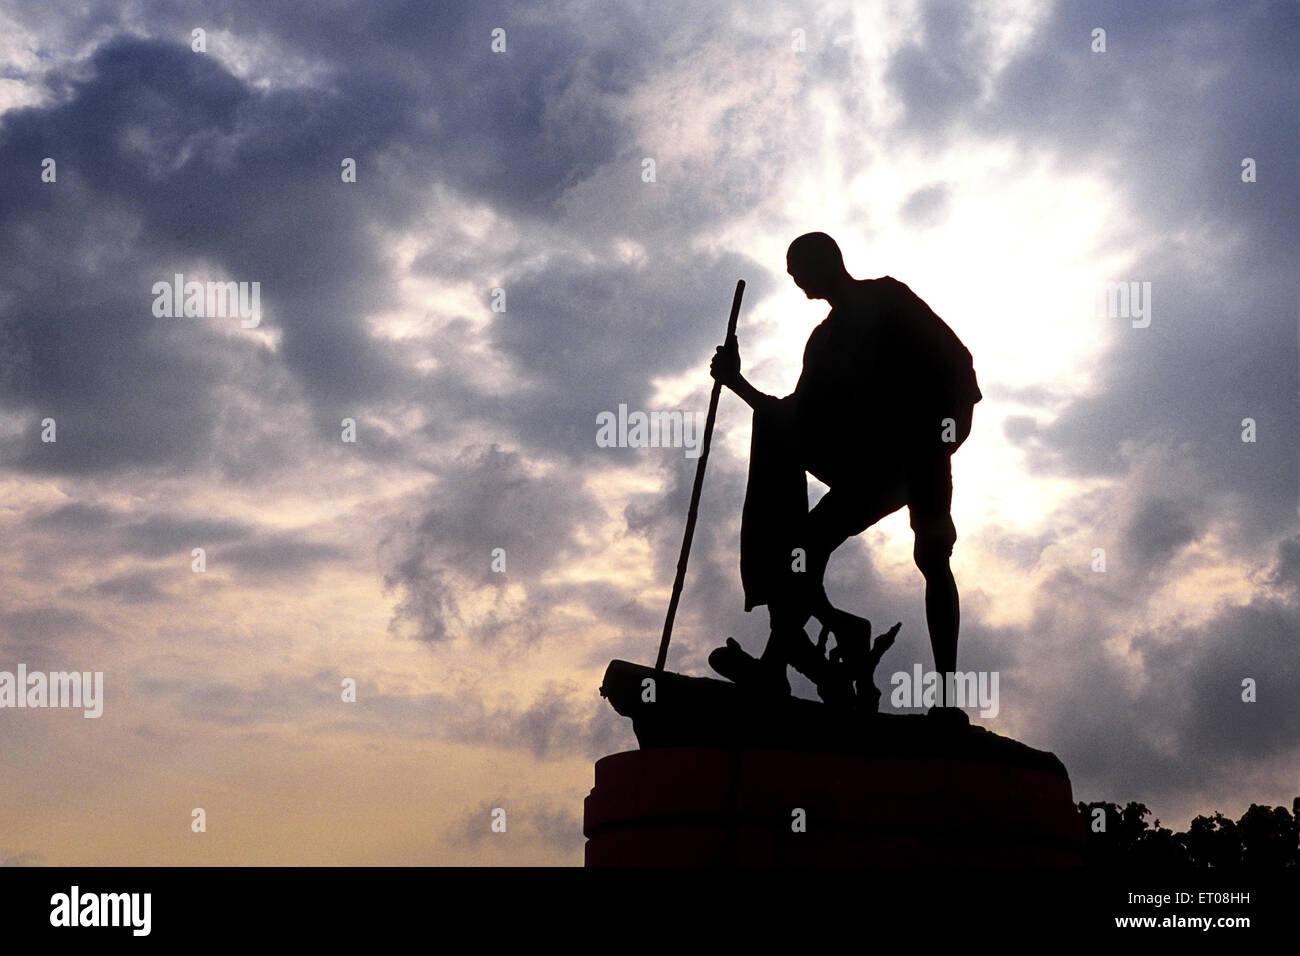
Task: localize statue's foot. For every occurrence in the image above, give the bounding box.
[708,638,790,697]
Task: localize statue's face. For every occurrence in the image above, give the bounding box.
[787,259,832,300]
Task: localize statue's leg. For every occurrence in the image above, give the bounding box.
[803,481,907,624]
[906,453,960,706]
[916,541,958,679]
[779,482,905,698]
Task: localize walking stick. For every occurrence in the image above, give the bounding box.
[654,279,746,672]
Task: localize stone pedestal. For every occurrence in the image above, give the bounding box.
[584,746,1085,867]
[587,661,1085,866]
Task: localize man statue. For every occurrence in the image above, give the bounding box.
[708,232,982,710]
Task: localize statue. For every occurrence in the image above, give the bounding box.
[590,252,1084,868]
[707,232,982,715]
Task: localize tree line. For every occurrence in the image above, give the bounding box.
[1077,795,1300,867]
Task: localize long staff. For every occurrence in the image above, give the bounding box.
[654,279,746,672]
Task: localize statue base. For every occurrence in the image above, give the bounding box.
[587,661,1084,866]
[585,746,1084,866]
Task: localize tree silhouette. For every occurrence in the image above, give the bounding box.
[1240,803,1299,868]
[1077,793,1300,868]
[1183,812,1240,869]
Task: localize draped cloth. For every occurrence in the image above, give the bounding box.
[739,399,808,613]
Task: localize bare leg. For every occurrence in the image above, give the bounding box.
[920,557,959,705]
[907,438,964,710]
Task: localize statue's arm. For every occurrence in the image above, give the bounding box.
[729,373,781,414]
[710,341,780,414]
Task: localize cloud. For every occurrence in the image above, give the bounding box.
[119,514,251,558]
[132,665,634,762]
[442,793,585,853]
[0,605,92,659]
[987,535,1300,823]
[0,35,419,478]
[483,247,771,464]
[442,683,630,762]
[379,443,602,644]
[217,535,351,579]
[529,801,585,852]
[977,1,1298,540]
[91,570,167,604]
[1125,497,1198,569]
[884,3,984,135]
[0,847,41,866]
[899,182,951,229]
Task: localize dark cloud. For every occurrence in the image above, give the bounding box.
[985,528,1056,574]
[1155,598,1300,762]
[120,513,250,558]
[0,605,92,661]
[438,682,630,761]
[1269,535,1300,594]
[217,534,350,579]
[38,503,117,532]
[1125,496,1198,569]
[443,797,506,849]
[379,443,602,644]
[134,671,338,727]
[453,246,774,465]
[0,36,395,475]
[885,3,983,135]
[24,503,355,580]
[441,793,582,853]
[1,7,783,488]
[91,570,167,603]
[899,182,951,229]
[1001,414,1040,444]
[986,535,1300,823]
[0,848,42,866]
[529,801,585,851]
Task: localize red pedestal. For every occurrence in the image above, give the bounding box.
[584,747,1085,867]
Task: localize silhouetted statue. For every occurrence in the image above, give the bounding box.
[707,232,982,711]
[592,251,1082,868]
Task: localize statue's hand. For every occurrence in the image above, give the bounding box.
[710,338,741,387]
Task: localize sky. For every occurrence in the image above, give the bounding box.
[0,0,1296,866]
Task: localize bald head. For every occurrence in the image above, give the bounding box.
[786,232,851,301]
